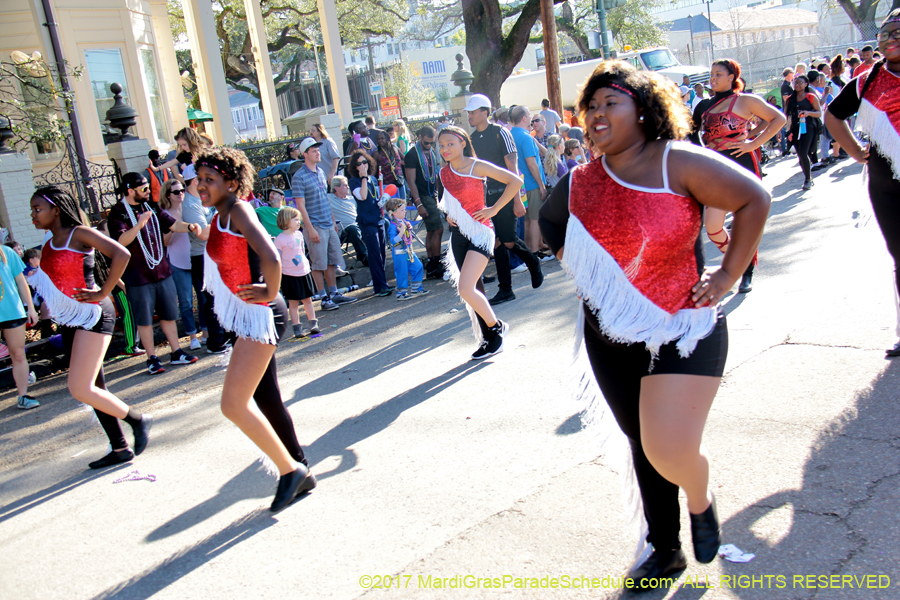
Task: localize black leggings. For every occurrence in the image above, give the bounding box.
[60,326,129,452]
[582,304,727,550]
[793,127,815,181]
[230,294,307,466]
[868,153,900,306]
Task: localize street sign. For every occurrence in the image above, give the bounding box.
[369,81,382,95]
[380,95,401,117]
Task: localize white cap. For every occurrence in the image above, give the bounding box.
[299,137,322,154]
[679,85,691,95]
[464,94,492,112]
[182,163,196,180]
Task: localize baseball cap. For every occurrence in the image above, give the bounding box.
[298,137,322,154]
[182,163,197,181]
[679,85,690,95]
[464,94,492,112]
[120,172,148,194]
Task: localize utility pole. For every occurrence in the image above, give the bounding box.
[595,0,611,59]
[706,0,715,62]
[540,0,562,115]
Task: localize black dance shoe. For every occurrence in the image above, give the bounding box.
[132,414,153,455]
[738,273,753,293]
[270,465,317,513]
[625,547,687,588]
[689,494,722,564]
[88,449,134,470]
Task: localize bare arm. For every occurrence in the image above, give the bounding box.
[294,195,319,243]
[524,156,546,196]
[71,226,132,299]
[471,159,524,222]
[14,273,37,324]
[503,151,526,218]
[328,158,339,181]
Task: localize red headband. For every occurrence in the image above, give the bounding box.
[607,83,637,99]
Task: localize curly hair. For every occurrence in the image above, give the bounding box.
[438,126,476,158]
[346,149,376,179]
[577,60,692,144]
[711,59,745,92]
[194,146,256,198]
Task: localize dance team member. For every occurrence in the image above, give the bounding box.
[693,59,784,293]
[29,186,153,469]
[437,126,522,359]
[539,62,770,583]
[826,9,900,357]
[195,147,315,512]
[785,74,823,190]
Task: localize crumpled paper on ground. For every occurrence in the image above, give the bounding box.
[719,544,755,563]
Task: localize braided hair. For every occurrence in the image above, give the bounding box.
[33,186,111,285]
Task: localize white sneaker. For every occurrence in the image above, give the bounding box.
[190,337,202,351]
[511,264,528,274]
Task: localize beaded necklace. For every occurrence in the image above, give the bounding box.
[415,142,439,196]
[122,199,164,270]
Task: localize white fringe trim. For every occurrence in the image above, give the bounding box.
[442,242,483,343]
[439,189,495,253]
[573,309,648,560]
[858,99,900,181]
[26,268,101,329]
[562,215,716,359]
[203,252,277,345]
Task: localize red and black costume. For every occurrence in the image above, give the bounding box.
[539,142,728,555]
[203,213,308,467]
[829,61,900,337]
[699,93,761,177]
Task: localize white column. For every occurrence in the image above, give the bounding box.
[0,153,44,248]
[148,0,190,137]
[244,0,282,139]
[182,0,236,144]
[316,0,353,127]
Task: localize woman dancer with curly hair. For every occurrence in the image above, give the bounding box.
[29,186,151,469]
[195,146,314,513]
[540,61,770,584]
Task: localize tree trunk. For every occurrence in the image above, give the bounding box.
[836,0,881,38]
[557,17,600,59]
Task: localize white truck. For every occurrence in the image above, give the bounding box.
[500,47,709,110]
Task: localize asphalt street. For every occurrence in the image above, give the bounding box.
[1,151,898,600]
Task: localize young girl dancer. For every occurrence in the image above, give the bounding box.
[29,186,152,469]
[437,126,523,360]
[194,147,315,513]
[692,59,785,293]
[273,206,319,338]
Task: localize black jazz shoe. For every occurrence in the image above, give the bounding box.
[625,547,687,588]
[270,465,317,513]
[689,494,722,564]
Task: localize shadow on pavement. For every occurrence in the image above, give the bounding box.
[305,360,491,481]
[145,462,277,542]
[94,510,277,600]
[0,464,131,525]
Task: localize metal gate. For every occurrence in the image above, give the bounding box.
[32,137,121,222]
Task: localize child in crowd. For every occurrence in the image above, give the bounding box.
[273,207,319,337]
[385,197,428,300]
[23,248,40,276]
[4,241,24,259]
[23,248,53,339]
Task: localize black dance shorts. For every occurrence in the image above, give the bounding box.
[83,296,117,336]
[449,227,492,267]
[583,302,728,378]
[281,273,316,301]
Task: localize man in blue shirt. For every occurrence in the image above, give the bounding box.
[509,105,547,254]
[291,137,358,311]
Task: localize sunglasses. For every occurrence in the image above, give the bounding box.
[420,141,433,146]
[168,189,185,196]
[531,119,543,123]
[135,185,149,192]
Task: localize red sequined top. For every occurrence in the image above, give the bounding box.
[440,164,492,228]
[40,232,97,304]
[860,66,900,136]
[206,214,266,305]
[702,94,750,151]
[569,155,703,314]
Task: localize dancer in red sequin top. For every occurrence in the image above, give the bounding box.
[195,147,315,513]
[437,126,523,360]
[29,186,152,470]
[539,62,770,586]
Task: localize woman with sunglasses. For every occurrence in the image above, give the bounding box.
[827,9,900,358]
[160,179,204,350]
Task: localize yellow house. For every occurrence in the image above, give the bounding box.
[0,0,196,177]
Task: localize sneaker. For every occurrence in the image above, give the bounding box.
[171,349,199,365]
[125,346,146,356]
[207,342,232,354]
[321,298,339,311]
[374,289,392,297]
[489,289,516,305]
[335,267,350,277]
[471,320,507,361]
[410,286,430,295]
[510,263,528,274]
[17,395,39,410]
[539,252,555,263]
[482,275,496,284]
[396,291,411,300]
[801,179,814,191]
[190,337,202,351]
[331,293,358,305]
[886,341,900,357]
[147,355,166,375]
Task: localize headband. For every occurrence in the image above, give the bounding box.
[196,159,222,172]
[606,83,637,99]
[41,194,56,206]
[439,129,467,143]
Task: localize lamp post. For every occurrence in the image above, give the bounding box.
[706,0,715,62]
[688,14,695,65]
